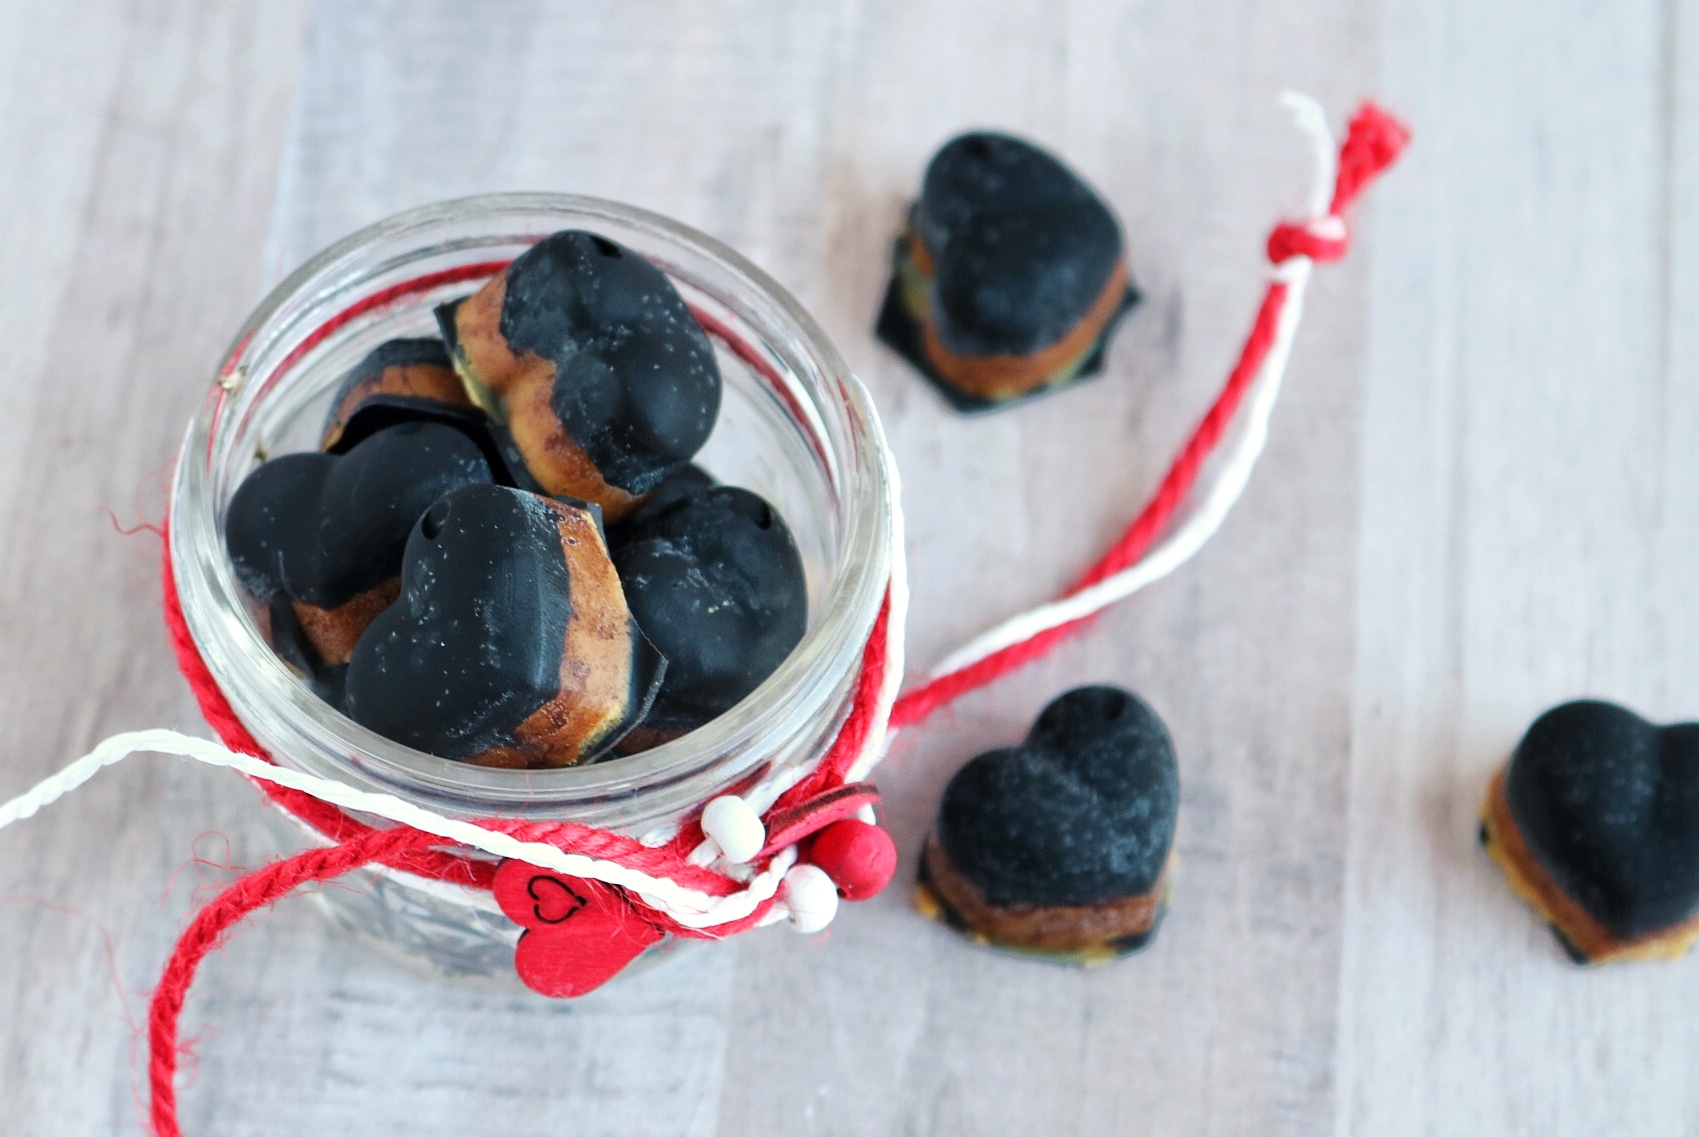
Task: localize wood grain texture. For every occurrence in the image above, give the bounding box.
[1335,1,1699,1134]
[5,0,1697,1134]
[0,2,311,1134]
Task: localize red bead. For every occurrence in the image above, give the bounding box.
[806,819,897,901]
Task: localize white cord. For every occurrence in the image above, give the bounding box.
[0,728,783,929]
[1281,90,1337,218]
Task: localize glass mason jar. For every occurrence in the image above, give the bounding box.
[169,194,894,983]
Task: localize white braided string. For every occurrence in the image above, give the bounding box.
[0,728,790,928]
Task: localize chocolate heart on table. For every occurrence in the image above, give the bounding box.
[225,420,495,677]
[609,483,807,746]
[342,483,665,768]
[492,859,663,999]
[876,131,1139,413]
[1501,700,1699,943]
[936,685,1178,908]
[436,230,722,521]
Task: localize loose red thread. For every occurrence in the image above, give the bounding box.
[99,505,166,539]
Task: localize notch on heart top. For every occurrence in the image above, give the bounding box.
[1482,699,1699,965]
[917,685,1179,962]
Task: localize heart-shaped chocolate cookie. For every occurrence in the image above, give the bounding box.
[225,420,495,681]
[436,230,722,520]
[342,483,664,767]
[1482,699,1699,963]
[877,131,1139,413]
[920,685,1178,959]
[609,481,806,748]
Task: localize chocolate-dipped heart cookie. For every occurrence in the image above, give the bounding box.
[436,230,721,521]
[319,338,485,454]
[342,483,664,768]
[918,685,1178,960]
[225,420,495,685]
[610,482,806,752]
[1481,699,1699,964]
[876,131,1139,413]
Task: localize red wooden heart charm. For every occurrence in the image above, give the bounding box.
[493,860,663,998]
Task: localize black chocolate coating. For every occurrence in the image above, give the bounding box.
[916,132,1125,357]
[1506,699,1699,939]
[225,421,493,609]
[936,686,1178,908]
[342,484,575,760]
[611,484,806,733]
[489,230,721,496]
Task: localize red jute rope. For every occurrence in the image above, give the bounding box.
[142,100,1407,1137]
[147,825,422,1137]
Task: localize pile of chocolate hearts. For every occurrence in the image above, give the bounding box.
[226,230,808,769]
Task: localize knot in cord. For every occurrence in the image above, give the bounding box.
[1266,100,1411,266]
[1267,214,1350,264]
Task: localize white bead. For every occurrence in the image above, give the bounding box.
[782,863,839,934]
[701,795,765,864]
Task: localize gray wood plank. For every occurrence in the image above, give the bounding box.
[0,2,311,1134]
[1336,0,1699,1134]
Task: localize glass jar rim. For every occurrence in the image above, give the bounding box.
[169,192,893,827]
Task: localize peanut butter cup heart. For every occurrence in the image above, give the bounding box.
[877,132,1139,413]
[436,230,721,520]
[342,483,664,768]
[225,420,495,697]
[1482,699,1699,964]
[609,481,806,749]
[318,337,489,456]
[919,685,1178,960]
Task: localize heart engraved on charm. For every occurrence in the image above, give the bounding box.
[493,859,663,998]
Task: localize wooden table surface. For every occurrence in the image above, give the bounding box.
[4,2,1698,1134]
